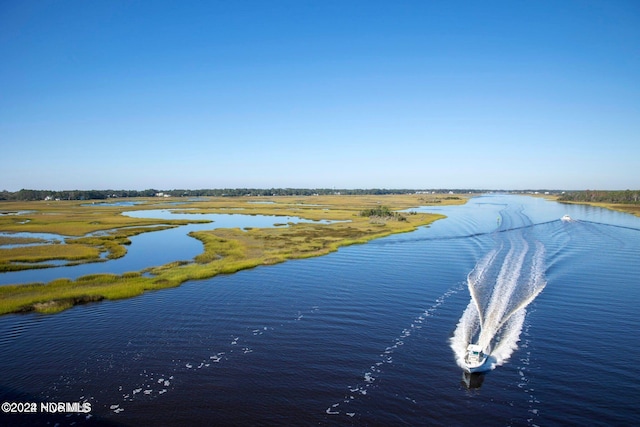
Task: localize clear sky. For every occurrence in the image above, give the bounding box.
[1,0,639,191]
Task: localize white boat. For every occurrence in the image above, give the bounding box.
[561,214,572,221]
[464,344,489,373]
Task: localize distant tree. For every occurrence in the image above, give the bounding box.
[558,190,640,204]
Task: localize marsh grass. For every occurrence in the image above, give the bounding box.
[0,222,179,270]
[582,202,640,217]
[0,244,100,271]
[553,197,640,218]
[0,236,48,246]
[0,194,464,315]
[0,200,204,236]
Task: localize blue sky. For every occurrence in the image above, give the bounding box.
[1,0,639,191]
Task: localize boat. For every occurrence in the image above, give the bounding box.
[464,344,489,373]
[561,214,572,221]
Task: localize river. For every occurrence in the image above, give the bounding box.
[0,195,638,426]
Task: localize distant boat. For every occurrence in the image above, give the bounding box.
[464,344,489,373]
[561,214,572,222]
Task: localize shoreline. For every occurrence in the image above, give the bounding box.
[0,194,467,315]
[551,198,640,218]
[530,194,640,218]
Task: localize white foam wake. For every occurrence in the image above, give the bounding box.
[451,230,546,371]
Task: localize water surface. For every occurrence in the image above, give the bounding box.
[0,211,332,285]
[1,195,638,426]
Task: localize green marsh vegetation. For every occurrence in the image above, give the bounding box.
[0,236,47,246]
[0,200,206,271]
[555,190,640,217]
[0,194,466,315]
[359,205,411,221]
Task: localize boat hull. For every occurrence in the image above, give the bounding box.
[464,360,490,373]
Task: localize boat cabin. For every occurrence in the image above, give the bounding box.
[466,344,484,363]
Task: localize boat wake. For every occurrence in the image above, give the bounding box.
[451,217,547,372]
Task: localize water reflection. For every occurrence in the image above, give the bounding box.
[462,371,486,389]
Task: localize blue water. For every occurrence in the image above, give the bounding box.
[0,195,639,426]
[0,211,333,285]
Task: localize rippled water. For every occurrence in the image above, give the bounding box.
[1,195,639,426]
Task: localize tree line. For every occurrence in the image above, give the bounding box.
[558,190,640,204]
[359,205,412,221]
[0,188,482,201]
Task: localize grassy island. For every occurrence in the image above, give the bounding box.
[0,194,466,315]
